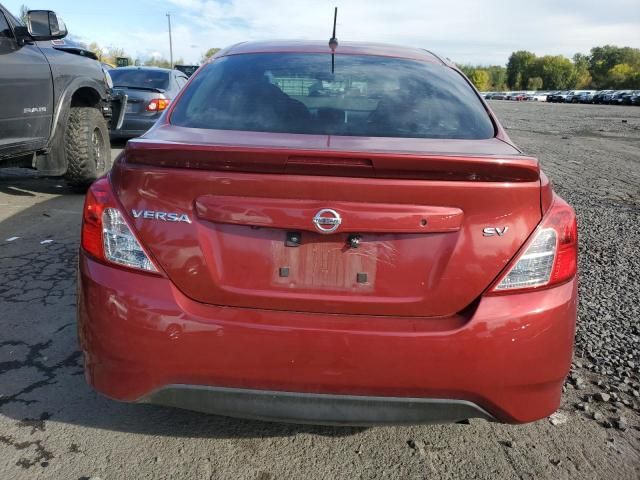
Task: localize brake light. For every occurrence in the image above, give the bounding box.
[81,180,110,259]
[81,178,158,273]
[145,98,170,112]
[488,197,577,294]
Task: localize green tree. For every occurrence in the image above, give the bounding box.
[487,66,507,90]
[457,64,507,90]
[589,45,640,88]
[145,57,171,68]
[506,51,536,89]
[87,42,133,67]
[201,47,221,63]
[572,53,592,88]
[470,69,491,91]
[106,47,131,67]
[536,55,575,90]
[145,56,184,68]
[19,4,29,24]
[455,45,639,92]
[573,69,593,89]
[527,77,543,90]
[88,42,104,62]
[608,63,635,88]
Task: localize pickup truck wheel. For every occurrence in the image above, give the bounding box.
[64,107,111,192]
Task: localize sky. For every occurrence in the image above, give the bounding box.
[4,0,640,65]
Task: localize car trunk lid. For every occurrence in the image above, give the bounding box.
[112,87,163,115]
[111,131,541,317]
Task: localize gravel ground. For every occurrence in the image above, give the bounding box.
[0,103,639,479]
[493,100,640,432]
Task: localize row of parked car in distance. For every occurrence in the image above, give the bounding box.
[482,90,640,105]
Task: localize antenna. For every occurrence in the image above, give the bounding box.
[329,7,338,50]
[329,7,338,73]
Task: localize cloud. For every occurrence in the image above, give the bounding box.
[128,23,203,64]
[67,0,640,65]
[161,0,640,65]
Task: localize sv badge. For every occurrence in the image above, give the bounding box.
[483,227,509,237]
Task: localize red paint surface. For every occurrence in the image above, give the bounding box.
[78,40,577,423]
[110,156,542,317]
[195,196,464,233]
[78,253,577,423]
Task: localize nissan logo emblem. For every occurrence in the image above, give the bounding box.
[313,209,341,234]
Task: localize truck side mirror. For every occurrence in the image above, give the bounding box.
[26,10,68,40]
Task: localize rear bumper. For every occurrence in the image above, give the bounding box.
[78,253,577,425]
[110,116,158,138]
[141,385,494,425]
[110,129,147,139]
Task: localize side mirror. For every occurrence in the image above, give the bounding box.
[26,10,68,40]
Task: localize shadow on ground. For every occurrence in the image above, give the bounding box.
[0,173,363,440]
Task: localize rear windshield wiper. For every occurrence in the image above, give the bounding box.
[113,85,166,93]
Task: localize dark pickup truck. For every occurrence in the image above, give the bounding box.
[0,5,115,190]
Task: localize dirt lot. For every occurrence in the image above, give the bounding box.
[0,102,639,479]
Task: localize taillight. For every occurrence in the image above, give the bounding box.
[145,98,170,112]
[488,197,577,294]
[81,178,158,274]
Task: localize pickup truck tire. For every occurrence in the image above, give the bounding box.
[64,107,111,192]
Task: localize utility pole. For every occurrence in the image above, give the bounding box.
[166,13,174,69]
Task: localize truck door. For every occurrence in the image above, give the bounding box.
[0,8,53,154]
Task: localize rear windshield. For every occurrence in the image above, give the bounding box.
[109,69,170,90]
[171,53,495,139]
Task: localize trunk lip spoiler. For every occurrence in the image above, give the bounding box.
[123,140,540,183]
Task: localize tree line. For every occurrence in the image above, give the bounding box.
[460,45,640,91]
[86,42,185,68]
[17,4,636,90]
[68,41,640,93]
[85,44,221,69]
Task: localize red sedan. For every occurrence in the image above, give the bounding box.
[78,40,578,425]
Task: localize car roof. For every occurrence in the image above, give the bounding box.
[113,66,174,73]
[217,40,447,65]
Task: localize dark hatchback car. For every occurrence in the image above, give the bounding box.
[109,66,189,139]
[621,90,640,105]
[591,90,613,104]
[609,91,630,105]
